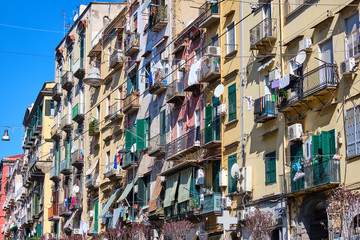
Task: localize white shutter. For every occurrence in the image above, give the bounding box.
[355,106,360,155]
[346,108,356,157]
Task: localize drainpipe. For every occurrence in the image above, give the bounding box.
[240,0,245,168]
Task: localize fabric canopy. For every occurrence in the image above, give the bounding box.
[99,188,122,218]
[64,209,78,231]
[86,159,99,176]
[178,168,192,203]
[141,0,151,12]
[117,178,138,203]
[163,173,179,207]
[257,58,275,72]
[149,176,163,212]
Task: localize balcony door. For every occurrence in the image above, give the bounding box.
[262,3,272,37]
[177,120,183,152]
[319,39,334,85]
[290,142,304,192]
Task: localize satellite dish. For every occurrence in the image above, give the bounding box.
[73,185,80,194]
[73,14,79,22]
[131,143,137,153]
[295,50,307,65]
[231,163,241,180]
[214,84,224,98]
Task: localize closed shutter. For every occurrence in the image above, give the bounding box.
[137,177,146,207]
[205,106,214,144]
[136,119,146,150]
[228,154,237,193]
[290,142,304,192]
[94,201,99,233]
[45,100,51,116]
[136,71,139,91]
[66,135,71,164]
[80,36,85,67]
[346,108,356,157]
[329,129,336,155]
[265,151,276,184]
[126,76,133,96]
[312,135,321,164]
[321,131,330,160]
[125,128,132,149]
[212,160,221,192]
[228,84,237,121]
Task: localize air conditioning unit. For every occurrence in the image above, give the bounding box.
[269,69,281,81]
[217,104,227,116]
[222,197,232,209]
[177,60,186,72]
[239,166,252,193]
[237,210,248,221]
[299,38,312,51]
[196,169,204,185]
[88,210,94,218]
[161,49,169,61]
[73,229,81,235]
[219,169,228,187]
[340,58,356,76]
[287,123,303,142]
[207,46,220,56]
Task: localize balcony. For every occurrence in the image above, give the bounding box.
[51,123,61,141]
[72,103,85,122]
[48,205,60,221]
[281,159,340,196]
[165,128,200,160]
[123,92,140,114]
[148,134,166,157]
[166,80,185,105]
[61,71,74,91]
[70,197,83,211]
[200,56,220,83]
[200,193,222,216]
[24,172,31,188]
[201,117,221,149]
[149,69,168,95]
[250,18,277,50]
[164,196,200,219]
[29,155,52,175]
[254,94,277,123]
[60,160,72,175]
[61,114,72,131]
[52,83,63,101]
[124,32,140,56]
[198,1,220,28]
[110,50,125,69]
[50,166,60,182]
[89,119,100,136]
[73,58,85,79]
[58,202,72,217]
[183,70,201,92]
[71,149,84,168]
[104,162,122,179]
[32,204,40,220]
[109,103,123,121]
[85,174,99,189]
[149,5,168,32]
[122,152,139,170]
[277,64,339,112]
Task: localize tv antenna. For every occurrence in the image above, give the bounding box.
[61,10,71,37]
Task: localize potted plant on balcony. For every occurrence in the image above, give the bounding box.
[277,89,288,106]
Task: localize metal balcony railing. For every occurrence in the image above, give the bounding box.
[104,162,122,178]
[110,50,125,68]
[254,94,277,123]
[149,69,168,95]
[148,134,166,157]
[166,80,184,104]
[89,119,99,136]
[149,5,168,32]
[51,122,61,140]
[50,166,60,181]
[73,58,85,78]
[72,103,85,122]
[61,114,72,130]
[200,193,222,215]
[164,196,200,219]
[200,56,220,83]
[277,64,339,110]
[123,92,140,114]
[250,18,277,50]
[85,174,99,188]
[58,202,72,216]
[165,127,200,160]
[60,159,71,175]
[71,149,84,167]
[124,32,140,56]
[61,71,74,90]
[281,159,340,195]
[198,1,220,28]
[201,117,221,148]
[52,83,63,101]
[284,0,310,18]
[109,102,123,120]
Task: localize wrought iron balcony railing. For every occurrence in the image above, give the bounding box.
[165,127,200,160]
[250,18,277,50]
[149,5,168,32]
[254,94,277,123]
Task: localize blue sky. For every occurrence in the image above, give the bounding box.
[0,0,103,160]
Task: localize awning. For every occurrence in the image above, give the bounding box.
[117,178,138,203]
[149,176,163,212]
[64,209,78,231]
[141,0,151,12]
[257,58,275,72]
[86,159,99,176]
[111,207,122,228]
[99,188,122,218]
[153,35,169,48]
[163,173,179,208]
[126,62,138,75]
[178,168,192,203]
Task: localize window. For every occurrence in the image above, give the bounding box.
[96,105,100,120]
[345,13,359,59]
[211,35,219,47]
[107,48,111,67]
[145,116,151,145]
[133,13,138,32]
[228,154,237,193]
[138,175,150,207]
[265,151,276,184]
[226,22,236,54]
[177,120,183,138]
[346,106,360,157]
[228,84,237,121]
[80,35,85,66]
[106,151,110,166]
[45,100,54,116]
[106,96,111,116]
[145,62,151,89]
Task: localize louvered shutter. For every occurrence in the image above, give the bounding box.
[136,119,146,150]
[205,106,214,144]
[228,154,237,193]
[137,177,146,207]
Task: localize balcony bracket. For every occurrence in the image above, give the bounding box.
[300,101,312,111]
[314,95,325,106]
[327,89,338,101]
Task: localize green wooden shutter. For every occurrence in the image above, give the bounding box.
[136,71,139,91]
[312,135,321,164]
[290,143,304,192]
[138,177,146,207]
[160,110,166,145]
[125,128,132,149]
[127,76,132,96]
[136,119,146,150]
[321,131,330,160]
[80,36,85,68]
[329,129,336,156]
[45,100,51,116]
[265,151,276,185]
[205,106,214,144]
[36,223,42,237]
[94,201,99,233]
[66,135,71,164]
[228,84,237,121]
[228,154,237,193]
[212,161,220,192]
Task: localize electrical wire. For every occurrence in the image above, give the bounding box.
[0,23,63,33]
[0,50,54,59]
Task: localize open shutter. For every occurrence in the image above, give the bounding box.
[125,128,132,149]
[228,154,237,193]
[136,71,139,91]
[136,119,146,150]
[265,151,276,184]
[312,135,321,164]
[321,131,330,161]
[290,143,304,192]
[137,177,146,207]
[205,106,214,144]
[45,100,51,116]
[329,129,336,156]
[94,201,99,233]
[228,84,237,121]
[126,76,133,96]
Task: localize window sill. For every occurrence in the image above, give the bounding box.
[225,50,237,59]
[225,119,238,127]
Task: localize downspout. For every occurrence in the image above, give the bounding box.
[240,0,245,168]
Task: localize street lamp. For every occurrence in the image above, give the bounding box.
[2,129,10,141]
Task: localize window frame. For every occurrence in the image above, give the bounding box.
[228,83,237,122]
[265,151,276,185]
[226,21,236,54]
